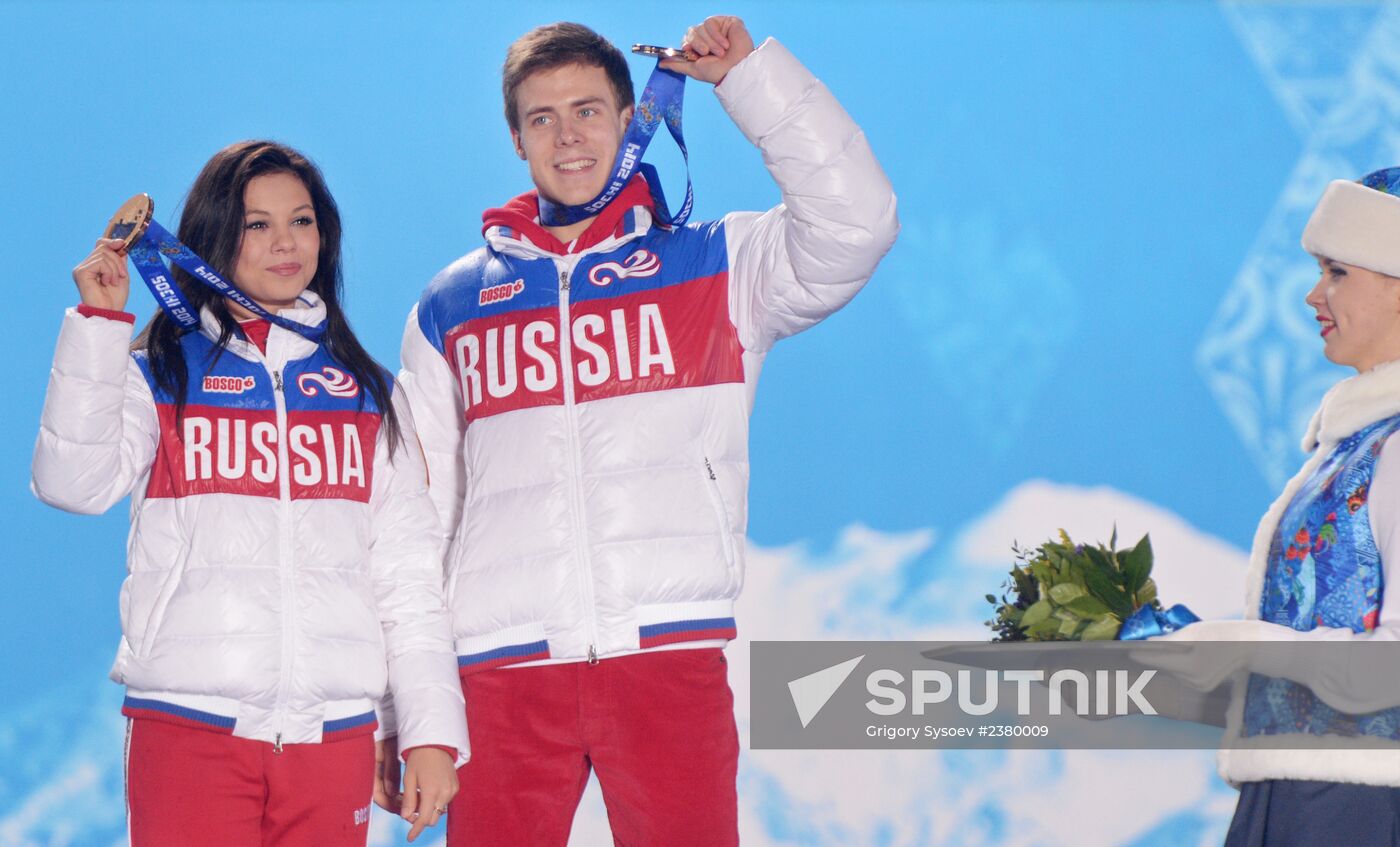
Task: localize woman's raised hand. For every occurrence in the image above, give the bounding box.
[72,238,131,312]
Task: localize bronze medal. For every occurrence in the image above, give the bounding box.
[103,193,154,252]
[631,43,696,61]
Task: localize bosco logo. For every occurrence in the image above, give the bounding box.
[479,279,525,306]
[589,249,661,287]
[203,375,255,395]
[297,367,359,398]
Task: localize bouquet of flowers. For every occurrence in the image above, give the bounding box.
[986,529,1192,642]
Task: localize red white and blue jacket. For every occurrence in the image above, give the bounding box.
[32,295,469,759]
[399,39,899,672]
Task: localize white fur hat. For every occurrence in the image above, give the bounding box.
[1301,175,1400,278]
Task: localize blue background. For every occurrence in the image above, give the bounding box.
[2,2,1385,845]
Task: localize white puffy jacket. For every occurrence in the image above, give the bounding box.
[400,39,899,670]
[33,296,469,758]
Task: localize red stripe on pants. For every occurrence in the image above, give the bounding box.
[126,719,374,847]
[447,648,740,847]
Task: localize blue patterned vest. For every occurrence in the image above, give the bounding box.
[1244,414,1400,739]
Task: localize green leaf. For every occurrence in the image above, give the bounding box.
[1082,545,1119,580]
[1081,564,1134,618]
[1027,618,1061,640]
[1136,578,1158,607]
[1020,600,1052,627]
[1081,616,1122,641]
[1010,565,1038,599]
[1120,534,1153,593]
[1049,583,1087,605]
[1065,595,1112,617]
[1057,617,1082,638]
[1030,562,1055,587]
[986,594,998,604]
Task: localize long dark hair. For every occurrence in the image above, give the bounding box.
[133,140,402,454]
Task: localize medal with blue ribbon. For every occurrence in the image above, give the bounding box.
[537,60,694,229]
[103,193,325,341]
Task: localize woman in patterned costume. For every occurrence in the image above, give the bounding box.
[1161,167,1400,845]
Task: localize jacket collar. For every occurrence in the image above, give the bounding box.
[481,174,657,261]
[1303,357,1400,450]
[197,291,326,365]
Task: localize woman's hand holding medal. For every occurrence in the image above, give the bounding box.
[71,238,131,312]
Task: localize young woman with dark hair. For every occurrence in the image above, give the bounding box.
[33,140,467,847]
[137,141,403,450]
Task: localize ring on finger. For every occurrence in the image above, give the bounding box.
[434,805,449,814]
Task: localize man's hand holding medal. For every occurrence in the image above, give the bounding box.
[659,16,756,85]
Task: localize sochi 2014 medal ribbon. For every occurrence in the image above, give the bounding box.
[537,60,694,229]
[103,194,324,341]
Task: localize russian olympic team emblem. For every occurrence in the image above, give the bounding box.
[297,367,359,398]
[588,249,662,287]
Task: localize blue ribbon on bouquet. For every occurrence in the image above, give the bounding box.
[112,216,324,342]
[537,62,694,229]
[1117,604,1201,641]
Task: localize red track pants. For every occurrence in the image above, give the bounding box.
[126,719,375,847]
[447,647,740,847]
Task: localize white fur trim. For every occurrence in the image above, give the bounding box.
[1302,179,1400,278]
[1219,746,1400,787]
[1308,358,1400,447]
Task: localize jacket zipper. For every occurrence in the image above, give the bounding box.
[270,361,297,752]
[554,261,602,663]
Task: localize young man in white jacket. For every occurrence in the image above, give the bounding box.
[399,16,898,845]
